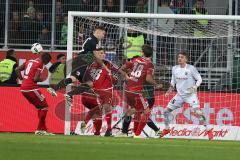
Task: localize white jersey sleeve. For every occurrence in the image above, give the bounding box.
[191,66,202,87]
[170,66,176,87]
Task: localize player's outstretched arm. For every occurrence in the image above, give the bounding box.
[187,66,202,93]
[165,85,174,96]
[15,64,24,80]
[34,70,42,83]
[146,74,163,89]
[119,64,130,80]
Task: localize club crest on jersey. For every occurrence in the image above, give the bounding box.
[76,71,81,76]
[96,44,101,49]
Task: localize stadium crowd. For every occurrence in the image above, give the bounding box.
[0,0,234,49]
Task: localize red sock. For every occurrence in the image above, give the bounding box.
[37,109,48,131]
[93,118,102,135]
[105,113,112,130]
[133,112,141,134]
[135,112,151,136]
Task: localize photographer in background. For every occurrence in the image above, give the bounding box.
[49,54,66,85]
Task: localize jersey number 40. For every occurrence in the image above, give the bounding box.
[131,63,144,78]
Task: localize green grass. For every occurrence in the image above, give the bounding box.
[0,133,240,160]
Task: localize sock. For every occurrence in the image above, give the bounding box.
[135,112,151,136]
[67,83,91,97]
[37,108,48,131]
[53,78,72,91]
[93,118,102,135]
[133,112,141,134]
[105,113,112,130]
[147,118,159,132]
[122,115,132,134]
[163,109,171,129]
[194,108,209,130]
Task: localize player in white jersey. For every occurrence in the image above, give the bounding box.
[160,51,213,140]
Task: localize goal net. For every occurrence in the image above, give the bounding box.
[66,12,240,140]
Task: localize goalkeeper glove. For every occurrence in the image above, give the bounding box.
[187,85,198,94]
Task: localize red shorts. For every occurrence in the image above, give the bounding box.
[81,93,99,109]
[21,89,48,108]
[125,90,149,111]
[94,88,113,105]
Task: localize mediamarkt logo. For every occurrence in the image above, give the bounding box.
[168,127,229,137]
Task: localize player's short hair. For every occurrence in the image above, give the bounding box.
[57,54,65,60]
[178,51,189,60]
[94,47,105,51]
[41,52,52,64]
[142,44,153,57]
[94,25,106,32]
[6,49,15,57]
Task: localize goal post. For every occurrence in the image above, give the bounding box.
[66,11,240,140]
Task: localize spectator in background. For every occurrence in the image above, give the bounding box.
[77,24,87,47]
[122,28,145,60]
[38,26,51,46]
[49,54,66,85]
[0,2,5,45]
[104,0,119,12]
[78,0,98,12]
[8,11,21,44]
[55,14,63,45]
[190,0,209,37]
[25,7,36,20]
[0,49,18,85]
[28,0,35,10]
[21,6,37,44]
[170,0,188,14]
[56,0,63,19]
[55,1,63,45]
[157,0,175,65]
[36,11,46,36]
[158,0,175,33]
[125,0,138,13]
[66,0,81,12]
[60,15,68,46]
[188,0,209,67]
[35,0,52,14]
[135,0,148,13]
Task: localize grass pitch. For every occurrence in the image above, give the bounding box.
[0,133,239,160]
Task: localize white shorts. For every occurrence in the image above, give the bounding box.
[167,93,200,110]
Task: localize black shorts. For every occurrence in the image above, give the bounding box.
[71,56,92,83]
[147,97,155,108]
[143,84,155,108]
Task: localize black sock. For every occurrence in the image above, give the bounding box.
[53,78,72,91]
[67,83,91,97]
[122,115,132,134]
[147,119,159,132]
